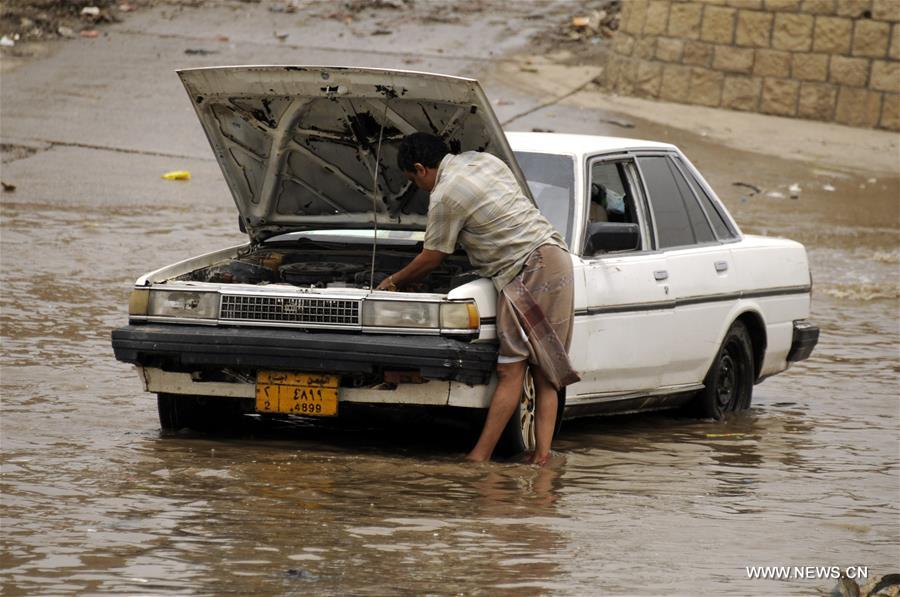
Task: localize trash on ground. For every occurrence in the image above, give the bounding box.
[215,35,230,42]
[58,26,76,38]
[162,170,191,181]
[1,181,17,192]
[119,3,135,12]
[274,32,289,40]
[823,183,836,192]
[766,191,785,199]
[81,7,101,18]
[80,30,99,38]
[599,117,634,129]
[733,181,761,195]
[371,29,392,35]
[185,48,217,55]
[0,35,15,48]
[788,183,802,199]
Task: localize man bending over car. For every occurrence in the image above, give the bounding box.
[377,133,580,464]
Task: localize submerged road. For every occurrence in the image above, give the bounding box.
[2,2,898,595]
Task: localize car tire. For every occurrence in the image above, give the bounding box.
[693,321,754,420]
[494,367,566,457]
[157,393,246,432]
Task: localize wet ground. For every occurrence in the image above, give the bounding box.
[2,1,898,595]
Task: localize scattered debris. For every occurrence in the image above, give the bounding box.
[835,572,900,597]
[273,31,289,40]
[185,48,217,55]
[371,29,393,35]
[80,30,99,38]
[215,35,230,42]
[162,170,191,181]
[733,181,761,195]
[766,191,785,199]
[1,181,16,192]
[788,183,801,199]
[0,35,15,48]
[285,568,318,580]
[823,183,836,192]
[867,177,877,184]
[598,117,634,129]
[1,1,124,42]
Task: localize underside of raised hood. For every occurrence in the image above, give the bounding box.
[178,66,532,242]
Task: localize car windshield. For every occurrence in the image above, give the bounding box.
[514,151,576,245]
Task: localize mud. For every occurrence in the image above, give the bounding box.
[1,1,898,595]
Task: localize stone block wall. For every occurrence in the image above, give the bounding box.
[600,0,900,130]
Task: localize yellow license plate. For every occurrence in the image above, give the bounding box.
[255,371,339,416]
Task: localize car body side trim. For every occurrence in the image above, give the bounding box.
[577,284,811,316]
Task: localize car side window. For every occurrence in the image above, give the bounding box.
[674,157,737,240]
[583,160,645,256]
[637,156,715,248]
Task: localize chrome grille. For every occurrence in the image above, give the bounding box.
[220,295,360,326]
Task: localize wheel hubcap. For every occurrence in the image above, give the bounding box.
[521,367,536,452]
[716,351,737,410]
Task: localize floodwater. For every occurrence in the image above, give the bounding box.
[2,121,898,595]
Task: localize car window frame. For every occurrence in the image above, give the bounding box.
[633,151,728,251]
[581,153,655,259]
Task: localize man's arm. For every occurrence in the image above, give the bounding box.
[376,249,448,290]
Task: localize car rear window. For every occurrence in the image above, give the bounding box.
[514,151,575,245]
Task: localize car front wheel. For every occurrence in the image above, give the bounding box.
[494,367,565,457]
[693,321,754,420]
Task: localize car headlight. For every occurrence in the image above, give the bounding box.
[148,290,219,320]
[362,300,479,333]
[363,300,439,328]
[440,302,480,331]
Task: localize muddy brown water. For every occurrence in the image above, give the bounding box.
[2,124,898,594]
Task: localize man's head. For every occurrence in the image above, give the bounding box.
[397,132,449,192]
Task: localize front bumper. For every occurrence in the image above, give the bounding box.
[111,324,498,385]
[786,320,819,362]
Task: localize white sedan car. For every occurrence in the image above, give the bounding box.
[112,66,818,454]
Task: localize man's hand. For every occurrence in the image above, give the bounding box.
[375,249,449,291]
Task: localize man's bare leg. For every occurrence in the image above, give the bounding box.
[530,369,558,465]
[466,361,527,462]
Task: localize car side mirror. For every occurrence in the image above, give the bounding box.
[586,222,641,255]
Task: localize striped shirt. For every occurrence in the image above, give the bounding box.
[423,151,566,291]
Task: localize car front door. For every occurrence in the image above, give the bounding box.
[566,156,672,401]
[635,154,741,387]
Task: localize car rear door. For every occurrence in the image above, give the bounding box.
[635,153,741,387]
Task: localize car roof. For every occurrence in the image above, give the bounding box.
[505,131,677,157]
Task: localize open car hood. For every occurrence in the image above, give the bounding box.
[178,66,533,242]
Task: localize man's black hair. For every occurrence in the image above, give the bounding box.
[397,132,449,172]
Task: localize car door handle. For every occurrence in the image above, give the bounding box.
[653,270,669,281]
[715,261,729,273]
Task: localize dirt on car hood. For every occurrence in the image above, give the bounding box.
[178,66,531,242]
